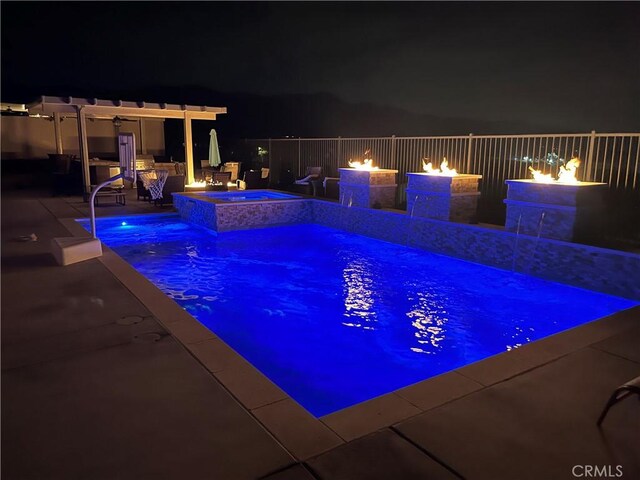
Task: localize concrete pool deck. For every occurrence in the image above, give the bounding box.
[2,189,639,479]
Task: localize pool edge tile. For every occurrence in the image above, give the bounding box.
[252,398,345,460]
[320,393,421,442]
[396,372,484,411]
[455,345,561,387]
[185,338,243,373]
[214,362,289,410]
[97,248,217,336]
[455,306,640,387]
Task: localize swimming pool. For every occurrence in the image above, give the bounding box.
[80,214,637,416]
[196,191,300,202]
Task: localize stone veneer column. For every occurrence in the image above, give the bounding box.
[406,173,482,223]
[504,179,607,242]
[338,168,398,209]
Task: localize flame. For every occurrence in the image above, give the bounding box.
[528,167,554,183]
[557,157,581,184]
[186,180,208,188]
[422,157,458,176]
[529,157,581,184]
[348,149,379,170]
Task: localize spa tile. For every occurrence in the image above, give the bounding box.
[321,393,421,442]
[396,371,484,411]
[307,429,457,480]
[252,398,344,460]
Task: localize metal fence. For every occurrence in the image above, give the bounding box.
[243,132,640,228]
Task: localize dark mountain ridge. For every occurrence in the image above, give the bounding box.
[3,83,559,139]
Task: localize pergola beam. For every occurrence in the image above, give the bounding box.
[27,96,225,120]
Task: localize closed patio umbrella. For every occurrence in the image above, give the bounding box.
[209,129,221,167]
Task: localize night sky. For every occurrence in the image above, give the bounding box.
[2,2,639,134]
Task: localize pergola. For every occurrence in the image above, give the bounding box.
[27,96,227,190]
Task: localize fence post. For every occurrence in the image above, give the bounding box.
[390,135,397,169]
[466,133,474,172]
[337,136,342,176]
[584,130,596,182]
[298,137,302,177]
[268,138,273,185]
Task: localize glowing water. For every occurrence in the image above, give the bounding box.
[80,214,637,416]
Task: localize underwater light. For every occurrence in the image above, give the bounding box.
[121,221,127,226]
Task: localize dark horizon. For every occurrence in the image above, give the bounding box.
[2,2,639,136]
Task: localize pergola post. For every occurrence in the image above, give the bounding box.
[75,106,91,196]
[140,119,148,155]
[53,112,64,154]
[183,112,194,184]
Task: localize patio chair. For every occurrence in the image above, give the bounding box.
[237,169,269,190]
[291,166,323,195]
[211,171,232,191]
[323,177,340,199]
[200,160,215,180]
[597,375,640,425]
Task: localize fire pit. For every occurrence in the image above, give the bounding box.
[339,151,397,208]
[406,158,482,223]
[504,158,607,242]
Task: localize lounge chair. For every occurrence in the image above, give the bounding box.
[291,166,323,195]
[597,375,640,425]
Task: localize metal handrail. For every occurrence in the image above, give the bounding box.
[89,173,124,238]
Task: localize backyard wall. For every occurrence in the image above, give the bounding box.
[1,116,165,159]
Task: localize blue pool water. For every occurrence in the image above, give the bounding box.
[81,214,637,416]
[197,191,299,202]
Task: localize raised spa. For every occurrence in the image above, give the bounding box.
[197,191,300,202]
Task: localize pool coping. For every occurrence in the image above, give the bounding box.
[173,188,305,205]
[58,216,640,461]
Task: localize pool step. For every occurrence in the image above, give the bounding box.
[51,237,102,266]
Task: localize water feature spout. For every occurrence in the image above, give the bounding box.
[340,192,354,230]
[511,213,522,272]
[406,194,420,246]
[527,211,546,274]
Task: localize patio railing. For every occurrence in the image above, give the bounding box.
[243,132,640,231]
